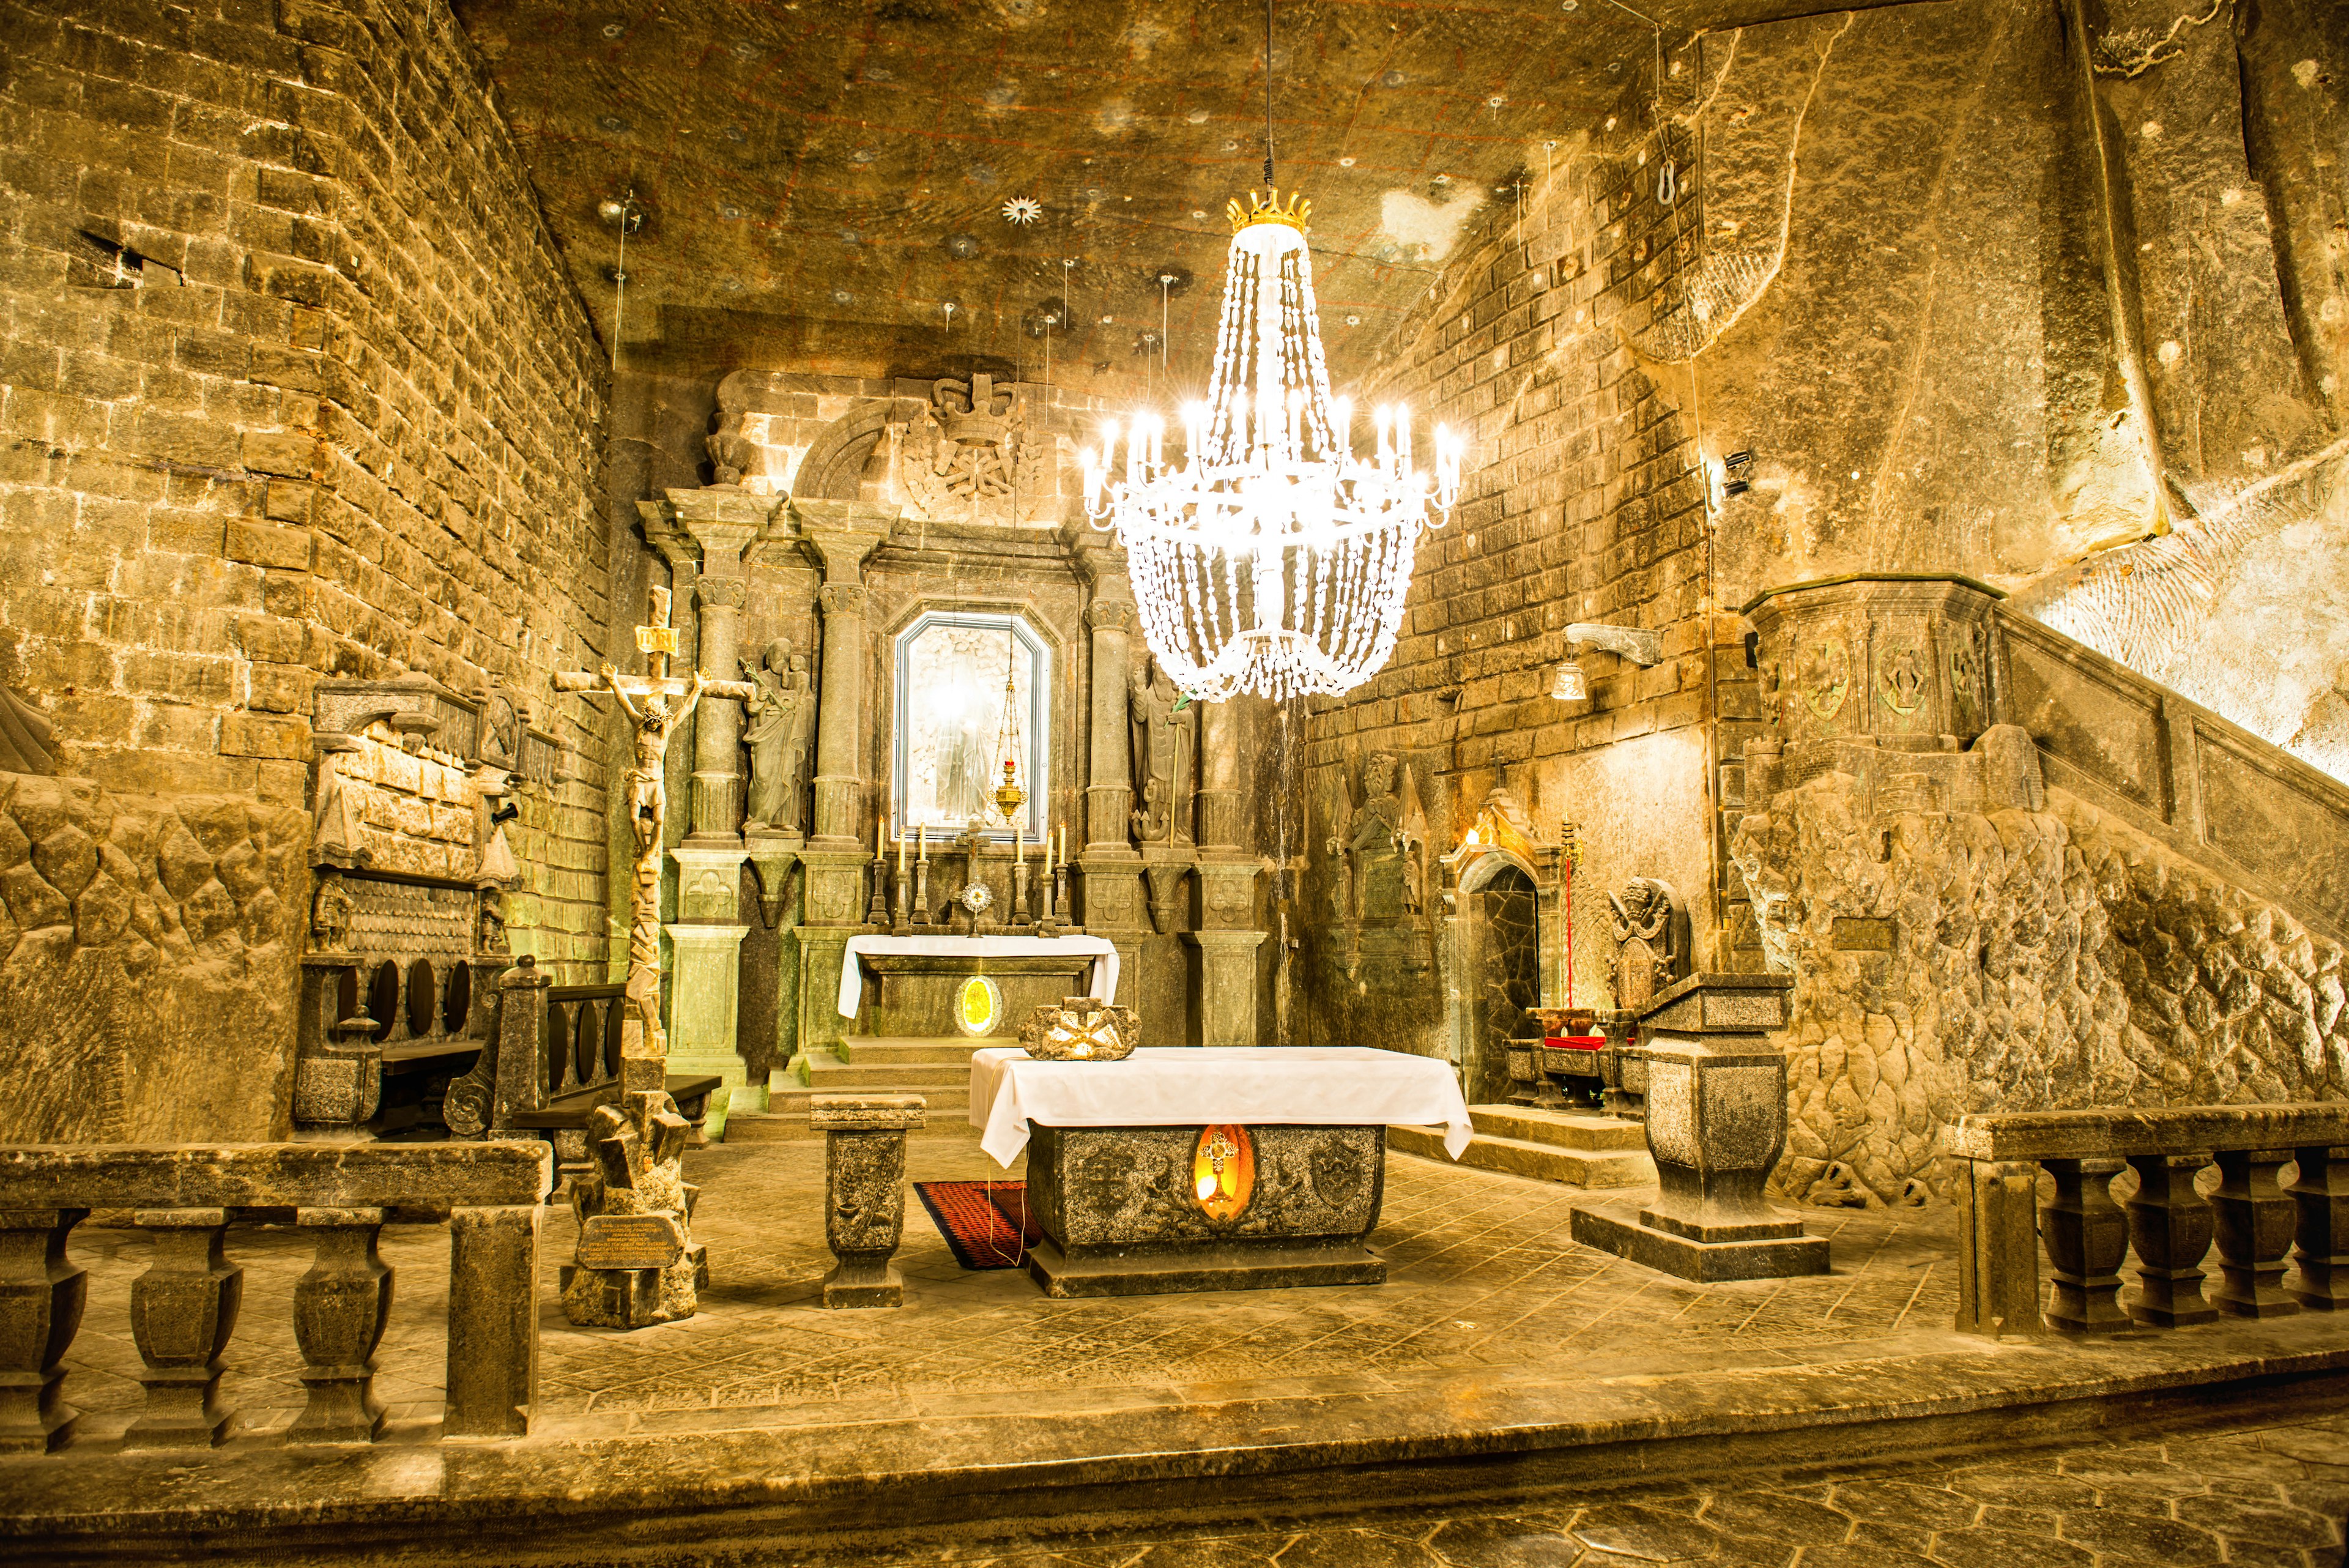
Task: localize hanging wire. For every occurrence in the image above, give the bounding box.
[1264,0,1276,186]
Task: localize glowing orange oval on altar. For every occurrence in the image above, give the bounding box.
[1192,1124,1255,1222]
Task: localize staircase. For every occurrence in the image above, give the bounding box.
[724,1036,1003,1142]
[1388,1105,1654,1188]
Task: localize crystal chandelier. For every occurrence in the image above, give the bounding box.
[1081,7,1462,702]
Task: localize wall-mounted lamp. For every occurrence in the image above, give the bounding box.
[1551,622,1661,702]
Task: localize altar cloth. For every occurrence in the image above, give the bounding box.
[968,1046,1474,1167]
[836,935,1121,1019]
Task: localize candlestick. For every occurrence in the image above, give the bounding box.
[918,823,927,863]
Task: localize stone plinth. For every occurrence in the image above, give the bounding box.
[1571,973,1828,1282]
[1021,1123,1387,1298]
[812,1094,925,1308]
[662,910,749,1140]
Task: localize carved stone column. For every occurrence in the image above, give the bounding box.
[126,1209,240,1449]
[1189,863,1266,1048]
[1197,697,1244,851]
[1082,599,1135,850]
[688,573,750,839]
[289,1207,390,1445]
[812,579,872,845]
[0,1208,86,1452]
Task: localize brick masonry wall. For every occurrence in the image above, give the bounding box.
[0,0,614,1134]
[1295,95,1768,1060]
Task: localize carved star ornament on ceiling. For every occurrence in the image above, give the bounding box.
[1001,196,1042,225]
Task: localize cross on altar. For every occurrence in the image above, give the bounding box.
[554,584,756,1090]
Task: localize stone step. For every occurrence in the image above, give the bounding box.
[1466,1105,1649,1152]
[805,1059,978,1091]
[1387,1124,1655,1189]
[836,1036,1004,1066]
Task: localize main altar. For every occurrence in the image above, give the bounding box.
[628,370,1276,1120]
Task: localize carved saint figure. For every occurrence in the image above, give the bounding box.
[1607,877,1685,1012]
[741,637,815,834]
[311,871,354,951]
[476,886,508,955]
[1128,655,1196,845]
[1349,752,1407,922]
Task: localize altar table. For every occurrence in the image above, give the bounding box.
[967,1046,1474,1297]
[834,935,1120,1019]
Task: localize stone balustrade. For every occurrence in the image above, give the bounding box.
[1945,1105,2349,1339]
[0,1141,551,1452]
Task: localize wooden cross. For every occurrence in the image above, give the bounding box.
[554,585,756,1090]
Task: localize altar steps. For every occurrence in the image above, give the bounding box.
[721,1035,998,1143]
[1388,1104,1654,1189]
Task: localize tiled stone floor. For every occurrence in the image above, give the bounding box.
[820,1406,2349,1566]
[53,1135,1961,1438]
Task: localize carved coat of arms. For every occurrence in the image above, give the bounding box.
[894,374,1045,524]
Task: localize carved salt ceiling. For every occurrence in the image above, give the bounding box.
[452,0,1877,398]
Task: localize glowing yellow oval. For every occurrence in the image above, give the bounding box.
[956,975,1002,1037]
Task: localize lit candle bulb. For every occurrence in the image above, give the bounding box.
[1398,403,1413,467]
[1183,401,1208,468]
[1375,404,1392,466]
[1332,396,1354,463]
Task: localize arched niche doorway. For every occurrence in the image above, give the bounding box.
[1458,851,1541,1108]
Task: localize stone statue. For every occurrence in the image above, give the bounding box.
[1128,655,1195,845]
[1349,752,1406,922]
[1608,877,1687,1012]
[741,637,814,834]
[1324,771,1356,924]
[475,886,508,954]
[311,871,353,951]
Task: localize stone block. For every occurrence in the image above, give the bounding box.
[220,712,309,760]
[814,1093,922,1309]
[225,518,311,570]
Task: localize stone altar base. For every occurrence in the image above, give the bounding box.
[1570,1201,1830,1283]
[1020,1123,1387,1298]
[864,952,1099,1037]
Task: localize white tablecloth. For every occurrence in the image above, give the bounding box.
[968,1046,1474,1168]
[834,935,1121,1019]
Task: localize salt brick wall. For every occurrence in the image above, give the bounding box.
[0,0,615,986]
[1293,95,1772,1053]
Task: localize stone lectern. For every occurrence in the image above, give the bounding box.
[811,1093,926,1308]
[1570,973,1830,1282]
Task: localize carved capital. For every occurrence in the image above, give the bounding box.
[695,576,748,611]
[818,584,869,620]
[1085,600,1136,634]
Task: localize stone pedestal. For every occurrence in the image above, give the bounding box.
[812,1094,925,1308]
[1191,858,1265,1049]
[667,842,752,1137]
[1571,973,1828,1282]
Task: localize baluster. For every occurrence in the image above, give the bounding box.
[2123,1154,2216,1327]
[289,1208,391,1445]
[2041,1158,2131,1333]
[0,1208,89,1452]
[125,1209,240,1448]
[547,1002,570,1095]
[2287,1144,2349,1310]
[573,1000,596,1090]
[2211,1147,2302,1317]
[444,1205,540,1439]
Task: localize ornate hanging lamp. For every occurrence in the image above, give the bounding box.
[1082,2,1463,702]
[992,625,1026,824]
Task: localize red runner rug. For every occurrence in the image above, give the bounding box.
[913,1180,1042,1271]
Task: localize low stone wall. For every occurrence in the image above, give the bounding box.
[1734,775,2349,1205]
[0,774,305,1143]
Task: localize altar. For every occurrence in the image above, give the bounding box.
[969,1046,1472,1297]
[837,935,1121,1038]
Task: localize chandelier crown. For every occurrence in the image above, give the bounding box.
[1227,187,1311,234]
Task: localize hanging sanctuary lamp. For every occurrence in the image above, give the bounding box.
[992,626,1026,825]
[1082,0,1463,703]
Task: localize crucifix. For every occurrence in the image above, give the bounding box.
[555,584,755,1091]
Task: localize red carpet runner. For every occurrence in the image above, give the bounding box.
[913,1180,1042,1270]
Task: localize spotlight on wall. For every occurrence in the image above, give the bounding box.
[596,195,644,233]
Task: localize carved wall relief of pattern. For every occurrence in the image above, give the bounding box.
[1029,1124,1386,1247]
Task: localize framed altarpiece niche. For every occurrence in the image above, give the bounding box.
[891,608,1050,844]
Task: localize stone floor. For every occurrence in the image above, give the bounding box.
[50,1136,1963,1438]
[771,1403,2349,1567]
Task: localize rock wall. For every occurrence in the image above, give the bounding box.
[0,774,305,1142]
[0,0,614,1135]
[1735,773,2349,1205]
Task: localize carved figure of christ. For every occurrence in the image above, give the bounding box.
[555,585,755,1088]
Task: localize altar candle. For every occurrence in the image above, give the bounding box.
[1059,825,1067,867]
[1015,822,1023,863]
[918,823,927,863]
[897,827,907,875]
[1044,829,1054,875]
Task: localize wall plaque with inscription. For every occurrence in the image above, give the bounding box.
[576,1213,687,1271]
